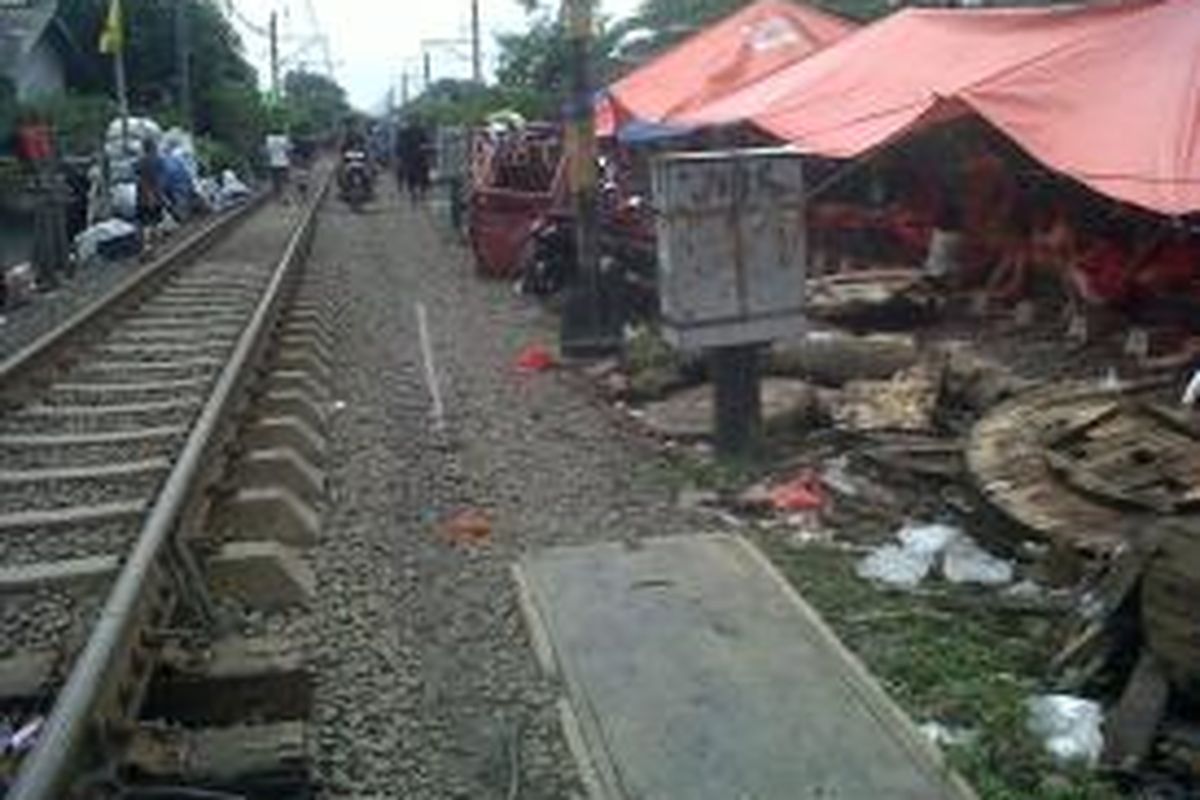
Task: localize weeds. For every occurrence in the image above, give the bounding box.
[762,541,1120,800]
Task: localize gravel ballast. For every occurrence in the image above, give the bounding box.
[307,188,713,799]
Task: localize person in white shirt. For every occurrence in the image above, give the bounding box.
[265,132,291,202]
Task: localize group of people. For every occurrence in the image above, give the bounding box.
[332,118,433,207]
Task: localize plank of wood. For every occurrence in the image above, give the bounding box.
[1101,650,1170,772]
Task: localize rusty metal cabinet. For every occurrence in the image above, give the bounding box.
[652,148,807,350]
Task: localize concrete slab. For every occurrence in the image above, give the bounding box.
[215,485,321,547]
[0,500,144,534]
[517,534,975,800]
[0,555,120,593]
[240,447,325,505]
[257,390,326,435]
[209,541,314,610]
[244,415,327,467]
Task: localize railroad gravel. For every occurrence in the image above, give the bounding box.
[0,405,198,435]
[0,474,160,514]
[0,520,143,566]
[0,437,180,470]
[0,588,106,660]
[306,190,712,799]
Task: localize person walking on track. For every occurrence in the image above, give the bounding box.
[396,119,432,206]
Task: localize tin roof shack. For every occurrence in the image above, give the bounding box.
[0,0,65,102]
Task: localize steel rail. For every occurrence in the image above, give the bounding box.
[0,192,268,388]
[6,173,332,800]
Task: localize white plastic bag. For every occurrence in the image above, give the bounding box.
[942,536,1015,585]
[1026,694,1103,766]
[856,543,936,588]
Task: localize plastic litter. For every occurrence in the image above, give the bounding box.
[857,522,1014,588]
[2,716,43,754]
[942,536,1015,586]
[441,508,493,546]
[1003,579,1045,601]
[1182,367,1200,406]
[856,542,936,588]
[919,721,977,748]
[898,522,960,556]
[768,471,827,512]
[74,219,140,264]
[3,263,36,308]
[515,344,555,373]
[820,455,859,497]
[216,170,251,209]
[110,181,138,220]
[1026,694,1104,766]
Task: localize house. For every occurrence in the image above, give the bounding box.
[0,0,66,100]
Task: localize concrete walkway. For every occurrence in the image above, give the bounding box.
[517,534,977,800]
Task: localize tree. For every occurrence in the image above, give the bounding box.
[56,0,256,115]
[283,70,350,137]
[47,0,266,161]
[494,8,633,119]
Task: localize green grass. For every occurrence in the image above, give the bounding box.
[762,541,1122,800]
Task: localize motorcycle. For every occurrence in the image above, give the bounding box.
[339,149,373,211]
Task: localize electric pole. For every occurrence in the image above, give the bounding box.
[176,0,192,129]
[401,71,410,106]
[423,51,432,89]
[470,0,482,83]
[559,0,619,358]
[269,11,280,97]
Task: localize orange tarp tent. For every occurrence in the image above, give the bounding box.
[598,0,856,139]
[683,0,1200,216]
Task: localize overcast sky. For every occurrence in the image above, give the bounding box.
[229,0,644,110]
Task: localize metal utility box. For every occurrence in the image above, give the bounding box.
[652,148,806,350]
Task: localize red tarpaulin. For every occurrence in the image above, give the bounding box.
[683,0,1200,216]
[598,0,855,138]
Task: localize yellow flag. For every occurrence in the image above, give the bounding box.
[98,0,123,55]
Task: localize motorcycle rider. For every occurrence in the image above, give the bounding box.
[338,119,373,205]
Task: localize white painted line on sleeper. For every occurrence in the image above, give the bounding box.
[415,301,446,432]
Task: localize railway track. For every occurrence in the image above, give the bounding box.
[0,175,332,799]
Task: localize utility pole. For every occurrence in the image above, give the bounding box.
[559,0,619,358]
[423,51,432,89]
[269,11,280,97]
[175,0,192,129]
[401,71,410,106]
[470,0,482,83]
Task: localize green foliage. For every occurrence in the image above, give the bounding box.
[402,78,547,127]
[193,134,242,176]
[22,92,116,156]
[283,70,350,137]
[762,542,1121,800]
[53,0,269,166]
[199,79,268,173]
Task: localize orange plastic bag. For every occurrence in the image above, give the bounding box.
[515,344,555,373]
